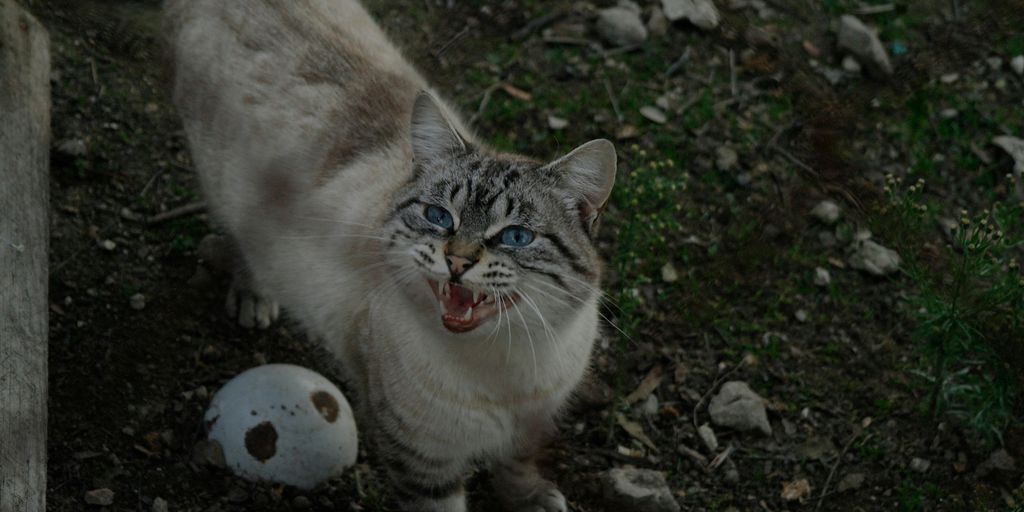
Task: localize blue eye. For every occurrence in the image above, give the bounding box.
[500,226,535,247]
[424,205,453,229]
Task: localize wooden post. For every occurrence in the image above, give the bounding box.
[0,1,50,511]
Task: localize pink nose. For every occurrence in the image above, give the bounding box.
[446,255,473,276]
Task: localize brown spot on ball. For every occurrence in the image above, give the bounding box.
[310,391,339,423]
[244,421,278,463]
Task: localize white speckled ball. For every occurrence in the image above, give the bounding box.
[204,364,358,489]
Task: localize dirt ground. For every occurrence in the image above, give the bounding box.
[28,0,1024,510]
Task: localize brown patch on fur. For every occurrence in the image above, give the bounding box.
[310,390,340,423]
[244,421,278,463]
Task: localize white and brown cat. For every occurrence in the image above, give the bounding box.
[165,1,616,510]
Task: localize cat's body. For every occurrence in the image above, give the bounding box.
[165,2,616,510]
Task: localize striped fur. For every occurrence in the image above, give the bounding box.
[166,1,615,510]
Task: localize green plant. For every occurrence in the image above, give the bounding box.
[880,175,1024,446]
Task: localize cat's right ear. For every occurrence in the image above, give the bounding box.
[411,91,467,165]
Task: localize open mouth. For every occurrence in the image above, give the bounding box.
[427,279,517,333]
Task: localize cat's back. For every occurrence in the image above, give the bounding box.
[166,0,426,204]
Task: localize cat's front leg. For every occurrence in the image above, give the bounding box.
[198,234,279,329]
[375,428,469,512]
[492,456,567,512]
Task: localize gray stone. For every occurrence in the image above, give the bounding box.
[152,497,169,512]
[811,199,841,224]
[604,468,681,512]
[640,106,667,124]
[910,457,931,473]
[716,146,738,171]
[1011,55,1024,76]
[85,488,115,506]
[837,15,893,76]
[547,115,569,130]
[841,55,861,74]
[661,0,720,29]
[838,472,865,492]
[596,6,648,47]
[130,293,146,311]
[698,423,718,451]
[660,262,679,283]
[813,267,831,286]
[848,239,900,276]
[708,381,772,435]
[975,449,1016,477]
[57,138,87,157]
[647,6,669,37]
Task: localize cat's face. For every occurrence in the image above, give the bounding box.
[381,93,616,335]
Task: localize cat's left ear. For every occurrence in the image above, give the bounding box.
[546,139,617,221]
[411,91,467,165]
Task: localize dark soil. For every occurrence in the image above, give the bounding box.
[29,0,1024,510]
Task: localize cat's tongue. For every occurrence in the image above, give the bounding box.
[443,284,476,316]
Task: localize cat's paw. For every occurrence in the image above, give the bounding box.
[514,486,566,512]
[225,277,279,329]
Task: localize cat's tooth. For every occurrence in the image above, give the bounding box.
[437,280,444,297]
[442,282,449,298]
[439,299,447,314]
[462,307,473,321]
[473,290,482,303]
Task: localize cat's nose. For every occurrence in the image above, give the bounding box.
[446,255,474,277]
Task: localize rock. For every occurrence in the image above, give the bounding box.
[548,115,569,130]
[975,449,1016,477]
[794,309,808,322]
[99,239,117,252]
[57,138,87,157]
[647,6,669,37]
[697,423,718,451]
[603,468,681,512]
[837,15,893,76]
[993,135,1024,169]
[616,124,640,140]
[641,394,659,416]
[796,436,837,462]
[596,5,648,47]
[191,439,226,468]
[813,267,831,286]
[1011,55,1024,76]
[986,56,1003,70]
[640,106,667,124]
[661,262,679,283]
[910,457,931,473]
[820,67,844,85]
[715,146,738,171]
[848,239,901,276]
[811,199,841,224]
[744,25,777,48]
[940,72,959,84]
[85,488,115,506]
[708,381,772,435]
[129,293,146,311]
[152,497,169,512]
[292,496,312,509]
[661,0,719,30]
[940,108,958,119]
[838,472,865,492]
[841,55,861,74]
[780,478,812,502]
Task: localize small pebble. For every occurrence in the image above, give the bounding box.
[641,394,659,416]
[841,55,861,74]
[292,496,312,509]
[130,293,146,311]
[547,115,569,130]
[697,423,718,451]
[794,309,808,322]
[813,267,831,286]
[152,497,169,512]
[639,106,667,124]
[910,457,931,473]
[660,262,679,283]
[85,488,115,506]
[715,146,738,171]
[939,73,959,84]
[810,200,841,224]
[986,56,1003,70]
[939,108,958,119]
[1011,55,1024,76]
[99,239,117,251]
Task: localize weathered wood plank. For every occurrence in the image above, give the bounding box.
[0,1,51,511]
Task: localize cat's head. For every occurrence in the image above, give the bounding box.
[382,92,616,335]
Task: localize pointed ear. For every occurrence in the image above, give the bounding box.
[547,139,617,212]
[411,91,467,164]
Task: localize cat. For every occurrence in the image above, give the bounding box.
[164,1,616,510]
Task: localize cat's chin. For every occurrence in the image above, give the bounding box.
[426,278,518,334]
